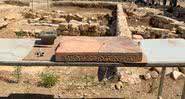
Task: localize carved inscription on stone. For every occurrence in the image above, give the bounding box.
[61,54,142,62]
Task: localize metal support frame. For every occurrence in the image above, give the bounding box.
[181,76,185,99]
[157,67,166,99]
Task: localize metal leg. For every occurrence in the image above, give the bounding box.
[97,66,108,81]
[157,67,166,99]
[181,78,185,99]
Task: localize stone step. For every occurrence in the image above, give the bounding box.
[55,36,142,63]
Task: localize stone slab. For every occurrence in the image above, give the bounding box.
[140,39,185,63]
[0,39,35,61]
[55,36,142,63]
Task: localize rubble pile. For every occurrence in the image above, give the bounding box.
[111,67,185,91]
[14,29,42,38]
[22,10,112,36]
[122,3,185,39]
[130,26,178,39]
[128,15,185,39]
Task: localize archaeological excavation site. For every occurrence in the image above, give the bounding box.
[1,0,185,99]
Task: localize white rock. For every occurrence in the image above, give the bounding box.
[150,71,159,79]
[144,73,151,80]
[120,72,141,84]
[172,70,185,80]
[115,81,123,90]
[154,67,177,75]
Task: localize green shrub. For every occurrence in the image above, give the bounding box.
[12,66,22,83]
[39,72,60,88]
[15,30,27,38]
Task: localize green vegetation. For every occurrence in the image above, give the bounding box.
[15,30,27,38]
[12,66,22,83]
[39,72,60,88]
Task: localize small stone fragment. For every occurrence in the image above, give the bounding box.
[150,71,159,79]
[132,34,143,40]
[74,13,83,21]
[144,73,151,80]
[115,81,123,90]
[120,72,141,84]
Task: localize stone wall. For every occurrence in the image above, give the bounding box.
[22,8,112,36]
[116,4,132,38]
[51,1,117,10]
[4,0,29,6]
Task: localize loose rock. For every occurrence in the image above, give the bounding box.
[115,81,123,90]
[144,73,151,80]
[150,71,159,79]
[52,18,66,24]
[58,23,69,31]
[172,70,185,80]
[177,26,185,38]
[120,72,141,84]
[132,34,143,40]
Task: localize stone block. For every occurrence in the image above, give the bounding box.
[58,23,69,31]
[147,27,171,35]
[177,26,185,37]
[68,23,80,35]
[132,35,143,40]
[150,15,184,30]
[79,23,89,33]
[52,18,66,24]
[151,15,177,24]
[55,36,142,63]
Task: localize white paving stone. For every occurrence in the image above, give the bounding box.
[140,39,185,63]
[0,39,35,61]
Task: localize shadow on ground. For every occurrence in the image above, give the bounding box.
[0,93,59,99]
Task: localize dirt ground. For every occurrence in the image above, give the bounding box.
[0,1,185,99]
[0,66,184,99]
